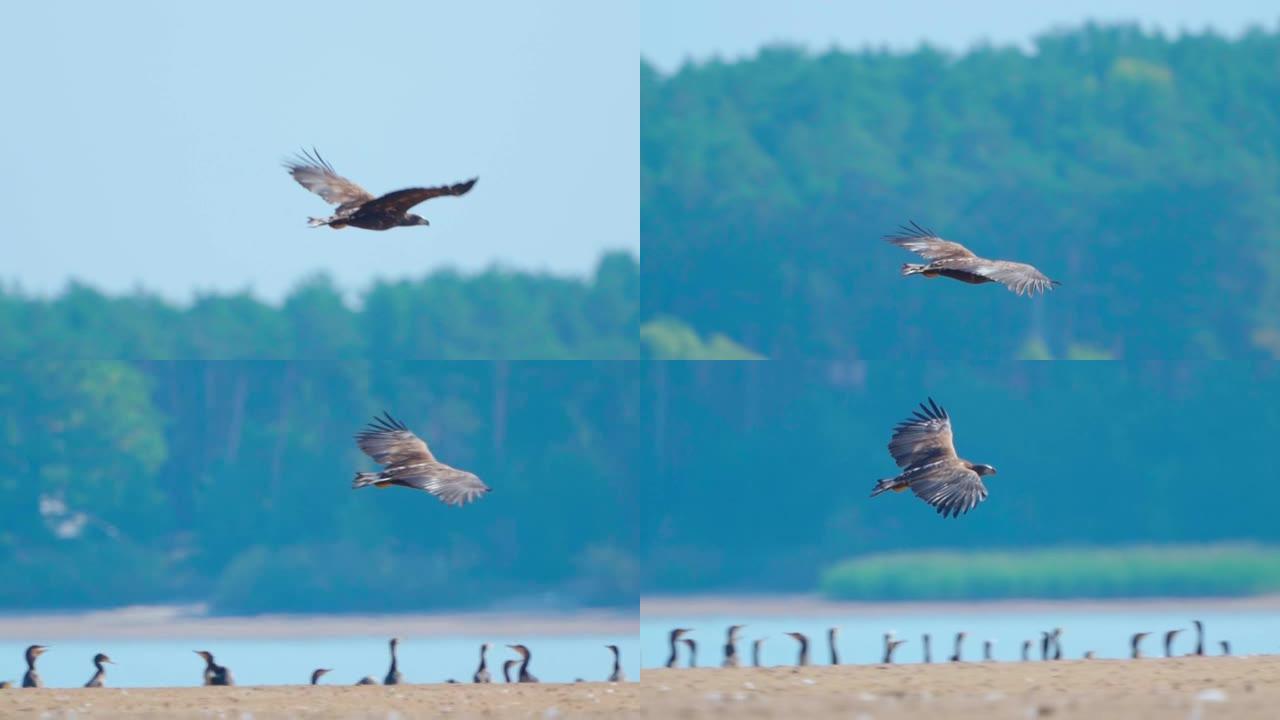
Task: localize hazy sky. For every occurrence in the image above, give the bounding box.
[1,1,636,303]
[643,0,1280,69]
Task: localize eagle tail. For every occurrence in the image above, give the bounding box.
[901,263,927,277]
[870,477,904,498]
[353,471,382,489]
[307,216,330,228]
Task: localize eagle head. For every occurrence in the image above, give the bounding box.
[972,463,997,476]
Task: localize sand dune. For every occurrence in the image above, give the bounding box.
[0,681,638,719]
[639,656,1279,719]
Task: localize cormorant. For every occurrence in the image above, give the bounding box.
[1220,640,1231,656]
[606,644,624,682]
[1131,632,1151,659]
[284,148,477,231]
[1164,629,1183,658]
[473,643,491,683]
[827,627,840,665]
[508,644,538,683]
[194,650,233,686]
[681,637,698,668]
[1192,620,1205,656]
[502,659,518,683]
[751,638,766,668]
[85,653,114,688]
[922,633,932,663]
[785,632,810,667]
[882,633,906,664]
[1052,628,1064,660]
[356,676,379,685]
[950,631,966,662]
[384,638,403,685]
[22,645,48,688]
[665,628,692,668]
[982,640,995,662]
[722,625,745,668]
[310,668,332,685]
[1021,640,1032,662]
[354,412,490,506]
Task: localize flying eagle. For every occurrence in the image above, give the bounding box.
[353,412,490,506]
[870,398,996,518]
[285,148,476,230]
[885,222,1059,296]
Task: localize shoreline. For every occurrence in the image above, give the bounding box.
[640,593,1280,617]
[0,605,636,640]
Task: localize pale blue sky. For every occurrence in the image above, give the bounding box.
[643,0,1279,70]
[1,1,637,303]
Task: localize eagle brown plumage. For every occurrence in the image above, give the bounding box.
[285,148,476,230]
[886,222,1060,296]
[870,398,996,518]
[353,412,490,506]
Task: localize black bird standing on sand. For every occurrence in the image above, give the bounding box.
[950,631,967,662]
[508,644,538,683]
[502,659,518,683]
[785,632,810,667]
[22,645,48,688]
[85,653,115,688]
[983,640,995,662]
[354,412,491,506]
[284,148,477,231]
[606,645,625,682]
[1131,632,1151,659]
[722,625,745,668]
[355,675,378,685]
[1164,629,1183,658]
[827,627,841,665]
[1020,640,1031,662]
[384,638,403,685]
[310,668,332,685]
[666,628,692,669]
[473,643,491,683]
[883,633,907,664]
[1191,620,1206,656]
[194,650,233,686]
[681,638,698,668]
[1220,640,1231,656]
[752,638,766,668]
[922,633,932,663]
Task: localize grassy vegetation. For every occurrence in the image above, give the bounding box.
[819,545,1280,601]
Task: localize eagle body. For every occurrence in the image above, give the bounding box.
[887,222,1059,296]
[870,398,996,518]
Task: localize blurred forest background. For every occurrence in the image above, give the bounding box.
[0,361,639,612]
[642,24,1280,359]
[642,360,1280,598]
[0,254,639,359]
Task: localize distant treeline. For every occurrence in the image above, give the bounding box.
[821,545,1280,601]
[0,253,638,359]
[642,24,1280,359]
[0,361,639,612]
[640,361,1280,594]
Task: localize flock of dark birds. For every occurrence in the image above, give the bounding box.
[662,619,1233,670]
[2,639,626,688]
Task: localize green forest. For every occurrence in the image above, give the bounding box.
[640,361,1280,596]
[642,24,1280,359]
[0,253,639,359]
[0,361,639,612]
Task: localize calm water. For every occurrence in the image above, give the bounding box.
[641,607,1280,667]
[0,634,637,688]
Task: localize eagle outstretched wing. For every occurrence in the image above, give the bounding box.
[355,411,435,467]
[364,179,479,218]
[905,463,988,518]
[887,397,958,470]
[966,259,1060,296]
[397,471,490,507]
[284,148,375,212]
[884,222,976,261]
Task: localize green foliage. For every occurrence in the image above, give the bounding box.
[640,317,764,359]
[0,253,639,359]
[642,25,1280,358]
[0,361,639,612]
[820,545,1280,600]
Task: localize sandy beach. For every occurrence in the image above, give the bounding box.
[0,681,638,719]
[639,656,1279,719]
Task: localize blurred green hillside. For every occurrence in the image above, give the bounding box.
[642,24,1280,359]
